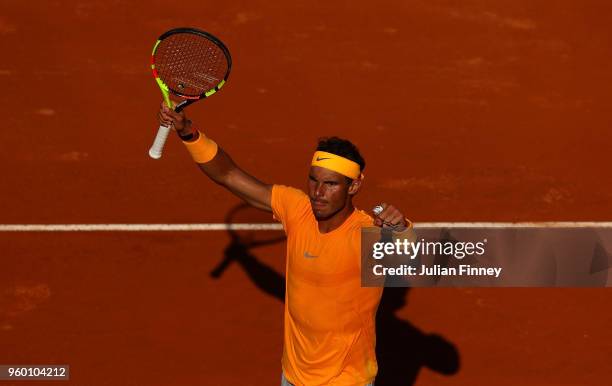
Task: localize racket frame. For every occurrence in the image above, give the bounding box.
[150,27,232,112]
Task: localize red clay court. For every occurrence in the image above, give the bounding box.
[1,1,611,385]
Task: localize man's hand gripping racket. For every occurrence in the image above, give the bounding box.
[148,27,232,159]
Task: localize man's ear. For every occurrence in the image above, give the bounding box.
[348,178,362,195]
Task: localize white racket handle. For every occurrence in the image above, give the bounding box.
[148,124,172,159]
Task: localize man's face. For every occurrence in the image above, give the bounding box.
[308,166,354,220]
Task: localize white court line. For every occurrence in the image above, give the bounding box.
[0,224,283,232]
[0,222,611,232]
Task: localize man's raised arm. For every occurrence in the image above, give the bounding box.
[158,102,272,212]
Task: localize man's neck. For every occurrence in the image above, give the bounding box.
[317,202,355,234]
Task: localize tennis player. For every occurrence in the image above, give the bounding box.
[158,102,414,386]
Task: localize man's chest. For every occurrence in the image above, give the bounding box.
[286,230,361,278]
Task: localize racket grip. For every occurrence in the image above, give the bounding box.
[148,124,172,159]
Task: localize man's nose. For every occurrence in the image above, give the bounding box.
[314,183,326,198]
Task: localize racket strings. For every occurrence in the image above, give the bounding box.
[155,34,228,97]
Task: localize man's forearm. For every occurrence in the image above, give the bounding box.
[196,146,238,186]
[181,131,272,211]
[176,121,236,185]
[171,113,272,210]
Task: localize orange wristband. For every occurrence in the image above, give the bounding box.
[182,131,218,164]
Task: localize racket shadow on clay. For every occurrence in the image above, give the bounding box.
[209,203,286,300]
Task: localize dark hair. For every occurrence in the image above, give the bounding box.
[316,136,366,173]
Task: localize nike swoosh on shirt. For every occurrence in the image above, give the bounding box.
[303,251,318,258]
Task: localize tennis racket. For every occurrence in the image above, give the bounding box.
[148,27,232,159]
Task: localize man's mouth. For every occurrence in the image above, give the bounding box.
[311,200,327,208]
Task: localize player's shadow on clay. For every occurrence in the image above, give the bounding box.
[375,287,460,385]
[211,204,460,386]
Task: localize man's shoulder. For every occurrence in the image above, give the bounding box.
[272,184,309,204]
[271,185,311,226]
[353,208,375,228]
